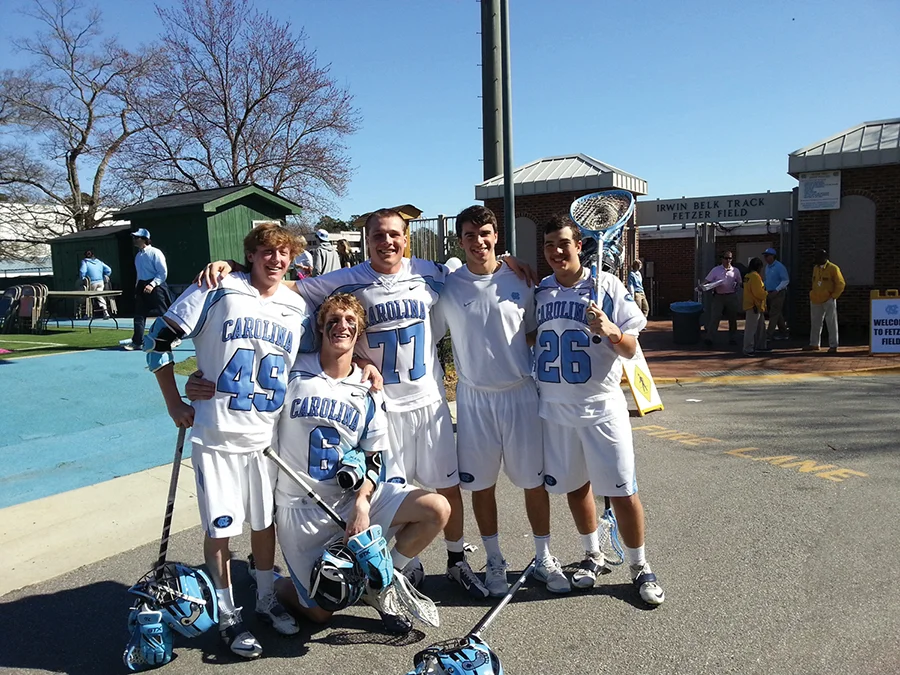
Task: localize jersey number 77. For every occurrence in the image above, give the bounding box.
[366,321,426,385]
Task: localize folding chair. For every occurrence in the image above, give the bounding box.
[104,275,119,316]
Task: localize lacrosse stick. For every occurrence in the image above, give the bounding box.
[599,496,625,566]
[263,447,439,628]
[570,190,635,343]
[406,558,537,675]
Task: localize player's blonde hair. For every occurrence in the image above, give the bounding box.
[243,222,302,261]
[318,293,367,336]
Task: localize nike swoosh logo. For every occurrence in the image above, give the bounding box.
[447,470,457,478]
[281,312,292,317]
[616,482,627,489]
[463,301,474,307]
[409,285,417,291]
[350,391,365,398]
[537,470,543,476]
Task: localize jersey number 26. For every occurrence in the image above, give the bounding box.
[536,329,592,384]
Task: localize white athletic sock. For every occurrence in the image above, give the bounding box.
[391,549,412,571]
[445,537,465,554]
[625,544,646,568]
[255,568,275,599]
[482,534,502,560]
[534,534,551,561]
[216,586,236,615]
[581,530,600,556]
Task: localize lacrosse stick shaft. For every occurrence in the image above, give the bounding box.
[154,427,186,577]
[470,558,536,640]
[263,447,347,528]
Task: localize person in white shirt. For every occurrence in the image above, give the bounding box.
[534,214,664,605]
[433,205,568,595]
[272,294,449,634]
[146,223,310,658]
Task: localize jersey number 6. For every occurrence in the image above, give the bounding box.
[216,348,287,412]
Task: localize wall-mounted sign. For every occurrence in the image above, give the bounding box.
[798,171,841,211]
[637,192,792,226]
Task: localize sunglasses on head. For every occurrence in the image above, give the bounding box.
[722,256,732,260]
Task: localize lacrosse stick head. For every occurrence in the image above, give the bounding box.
[599,505,625,566]
[409,635,503,675]
[310,539,366,612]
[570,190,635,278]
[128,563,218,638]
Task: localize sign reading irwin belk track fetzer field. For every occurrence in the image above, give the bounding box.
[637,191,792,226]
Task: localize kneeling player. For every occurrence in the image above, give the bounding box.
[535,215,664,605]
[274,294,450,632]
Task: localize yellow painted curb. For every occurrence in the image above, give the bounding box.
[655,364,900,385]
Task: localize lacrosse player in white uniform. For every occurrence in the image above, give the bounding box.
[534,214,664,605]
[273,294,450,632]
[146,223,312,659]
[199,210,535,599]
[432,205,569,595]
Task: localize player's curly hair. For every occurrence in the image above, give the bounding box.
[543,213,582,242]
[243,222,302,262]
[318,293,368,336]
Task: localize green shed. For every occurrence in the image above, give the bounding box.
[112,183,303,289]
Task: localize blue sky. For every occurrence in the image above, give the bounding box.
[2,0,898,220]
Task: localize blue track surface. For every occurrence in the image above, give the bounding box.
[0,342,195,509]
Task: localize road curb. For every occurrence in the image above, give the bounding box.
[654,364,900,385]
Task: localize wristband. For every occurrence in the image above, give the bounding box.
[608,330,624,344]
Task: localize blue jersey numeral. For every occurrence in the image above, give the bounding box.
[536,329,592,384]
[216,348,287,412]
[307,425,342,480]
[366,321,426,385]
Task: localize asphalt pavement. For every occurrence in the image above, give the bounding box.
[2,374,898,675]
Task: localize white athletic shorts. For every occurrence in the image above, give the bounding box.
[541,407,638,497]
[383,400,458,490]
[276,482,414,608]
[192,443,278,539]
[456,378,544,492]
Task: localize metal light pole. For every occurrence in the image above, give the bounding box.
[480,0,502,181]
[499,0,516,256]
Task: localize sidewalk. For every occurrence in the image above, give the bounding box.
[640,319,900,383]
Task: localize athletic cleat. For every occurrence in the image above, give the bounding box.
[446,559,490,599]
[631,563,665,605]
[572,552,610,589]
[256,592,299,635]
[534,556,571,593]
[484,556,510,597]
[361,583,412,634]
[123,343,139,351]
[400,557,426,590]
[219,608,263,659]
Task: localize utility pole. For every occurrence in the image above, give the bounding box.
[499,0,516,255]
[480,0,502,181]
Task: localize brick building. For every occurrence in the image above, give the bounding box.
[788,119,900,341]
[475,154,647,280]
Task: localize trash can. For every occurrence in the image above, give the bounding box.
[669,301,704,345]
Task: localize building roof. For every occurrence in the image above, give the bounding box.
[49,224,133,243]
[113,183,303,218]
[789,118,900,174]
[475,154,648,200]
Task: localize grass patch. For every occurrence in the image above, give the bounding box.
[174,356,198,377]
[0,327,133,358]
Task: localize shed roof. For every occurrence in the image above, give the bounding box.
[789,118,900,174]
[351,205,423,228]
[49,224,133,243]
[475,154,647,200]
[113,183,303,218]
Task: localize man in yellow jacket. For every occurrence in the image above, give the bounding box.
[803,249,845,353]
[742,257,769,356]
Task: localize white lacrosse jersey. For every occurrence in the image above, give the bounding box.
[433,264,536,390]
[533,268,646,425]
[165,272,312,451]
[274,353,389,507]
[296,258,447,412]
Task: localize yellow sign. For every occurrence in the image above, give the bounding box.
[622,342,663,416]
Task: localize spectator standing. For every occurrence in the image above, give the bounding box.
[125,228,171,350]
[78,249,112,318]
[803,249,845,353]
[627,259,650,317]
[309,228,341,277]
[762,247,790,340]
[742,257,770,356]
[703,251,742,347]
[291,235,312,279]
[336,238,353,269]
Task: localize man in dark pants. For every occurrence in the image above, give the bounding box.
[124,228,171,350]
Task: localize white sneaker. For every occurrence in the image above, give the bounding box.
[484,556,509,597]
[219,608,262,659]
[572,552,610,589]
[446,559,490,599]
[630,563,665,605]
[533,556,571,594]
[256,592,299,635]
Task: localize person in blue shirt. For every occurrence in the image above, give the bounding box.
[125,228,172,350]
[762,247,790,340]
[627,259,649,317]
[78,249,112,318]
